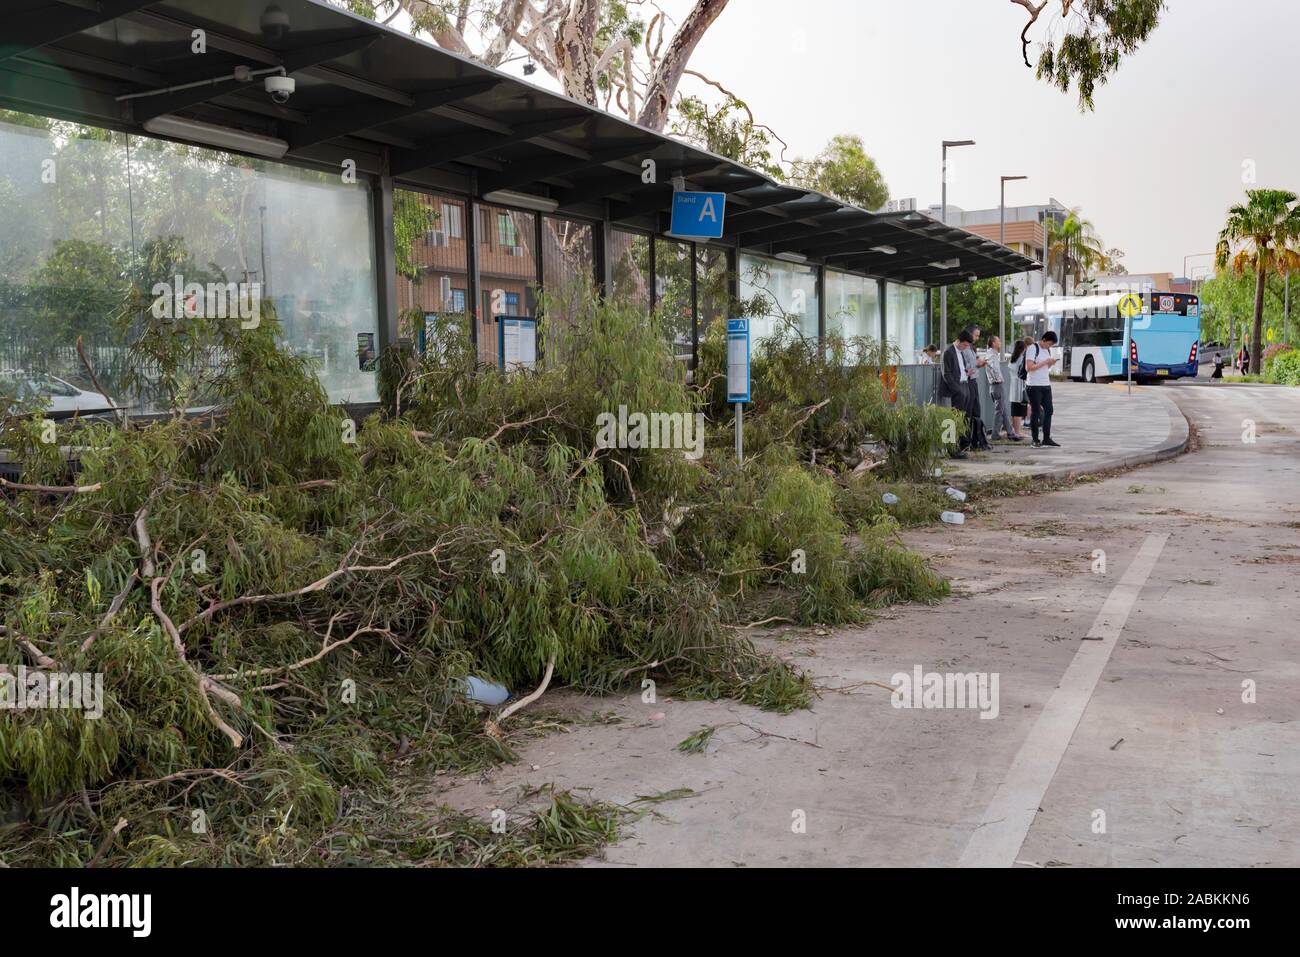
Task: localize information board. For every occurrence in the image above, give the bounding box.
[727,318,750,404]
[496,316,538,372]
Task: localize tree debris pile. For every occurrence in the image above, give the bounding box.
[1,291,953,865]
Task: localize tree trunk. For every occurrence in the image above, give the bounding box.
[1251,259,1266,374]
[638,0,730,131]
[554,0,600,104]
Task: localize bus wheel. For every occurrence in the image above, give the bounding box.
[1082,357,1096,383]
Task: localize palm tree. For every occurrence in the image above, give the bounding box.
[1045,207,1105,290]
[1215,189,1300,374]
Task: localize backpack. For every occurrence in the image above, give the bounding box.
[1013,343,1045,382]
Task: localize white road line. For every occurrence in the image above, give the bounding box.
[956,533,1170,868]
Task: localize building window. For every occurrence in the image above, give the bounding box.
[0,113,381,413]
[396,192,469,346]
[443,203,463,239]
[498,213,519,249]
[738,253,819,343]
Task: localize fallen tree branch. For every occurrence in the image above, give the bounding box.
[210,623,392,682]
[85,817,129,868]
[0,477,102,495]
[177,543,449,635]
[149,557,244,749]
[76,335,126,429]
[487,654,557,736]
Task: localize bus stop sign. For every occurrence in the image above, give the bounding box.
[727,318,750,404]
[670,190,726,240]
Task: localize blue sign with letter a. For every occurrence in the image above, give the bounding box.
[726,318,750,403]
[670,190,726,240]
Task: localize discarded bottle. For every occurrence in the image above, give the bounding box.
[945,487,967,502]
[882,493,899,505]
[459,676,511,706]
[940,511,966,526]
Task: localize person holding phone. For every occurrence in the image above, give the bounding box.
[1025,330,1059,448]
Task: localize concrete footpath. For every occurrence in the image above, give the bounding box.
[425,382,1298,867]
[948,381,1189,482]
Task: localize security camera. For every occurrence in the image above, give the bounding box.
[260,5,291,41]
[264,74,295,105]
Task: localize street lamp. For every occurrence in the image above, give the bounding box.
[1183,252,1213,291]
[940,139,976,346]
[999,175,1028,353]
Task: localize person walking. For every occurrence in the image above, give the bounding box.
[1238,344,1251,376]
[1212,352,1225,381]
[1025,330,1059,448]
[940,330,975,458]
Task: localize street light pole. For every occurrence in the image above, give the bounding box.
[999,175,1028,354]
[940,139,975,346]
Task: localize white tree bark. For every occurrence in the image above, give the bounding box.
[638,0,730,131]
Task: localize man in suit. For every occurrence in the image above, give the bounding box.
[940,330,975,458]
[961,324,993,451]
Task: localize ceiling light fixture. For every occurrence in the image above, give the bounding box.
[482,189,560,213]
[141,115,289,159]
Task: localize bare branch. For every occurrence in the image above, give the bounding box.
[0,477,102,495]
[1010,0,1051,68]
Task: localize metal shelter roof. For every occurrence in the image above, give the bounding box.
[0,0,1041,286]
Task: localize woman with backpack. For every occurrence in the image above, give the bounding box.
[1009,336,1034,438]
[1006,337,1030,441]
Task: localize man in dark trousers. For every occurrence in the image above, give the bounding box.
[940,330,976,458]
[1024,330,1060,448]
[961,324,992,451]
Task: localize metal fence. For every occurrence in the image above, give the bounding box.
[895,362,996,431]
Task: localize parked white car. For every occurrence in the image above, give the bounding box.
[0,370,116,416]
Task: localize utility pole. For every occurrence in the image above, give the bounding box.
[1000,175,1028,354]
[940,139,975,346]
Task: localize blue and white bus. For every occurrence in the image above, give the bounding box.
[1013,291,1201,382]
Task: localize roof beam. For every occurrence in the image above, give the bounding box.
[287,78,500,152]
[2,0,157,63]
[557,159,718,209]
[478,141,647,193]
[728,199,840,233]
[133,34,382,123]
[389,112,589,176]
[739,212,872,247]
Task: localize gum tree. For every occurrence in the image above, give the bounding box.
[338,0,729,131]
[1013,0,1166,110]
[1215,189,1300,374]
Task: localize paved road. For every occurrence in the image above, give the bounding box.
[433,381,1299,867]
[949,381,1188,481]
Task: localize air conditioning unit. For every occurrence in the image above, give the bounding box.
[428,229,448,247]
[507,245,525,257]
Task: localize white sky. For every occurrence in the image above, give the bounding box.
[485,0,1299,277]
[656,0,1300,277]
